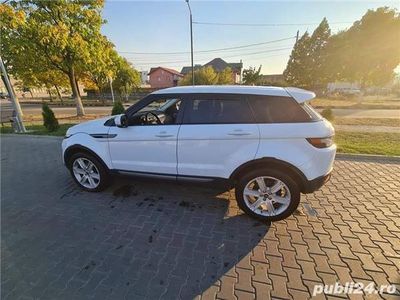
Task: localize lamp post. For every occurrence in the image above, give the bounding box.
[0,56,26,133]
[185,0,194,85]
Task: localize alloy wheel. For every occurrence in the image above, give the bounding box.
[243,176,291,216]
[72,158,100,189]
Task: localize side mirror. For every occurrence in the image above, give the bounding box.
[114,114,128,128]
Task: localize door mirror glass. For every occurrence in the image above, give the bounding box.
[114,114,128,128]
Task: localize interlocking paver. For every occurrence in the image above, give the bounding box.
[2,136,400,299]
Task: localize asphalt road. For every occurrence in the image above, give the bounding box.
[17,103,400,119]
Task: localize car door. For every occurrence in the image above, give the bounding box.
[108,95,184,175]
[177,93,260,179]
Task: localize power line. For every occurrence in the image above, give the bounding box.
[118,36,295,55]
[193,21,353,27]
[130,47,293,65]
[122,43,295,61]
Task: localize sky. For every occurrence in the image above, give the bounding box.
[101,0,399,74]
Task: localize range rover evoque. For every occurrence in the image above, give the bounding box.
[62,86,336,221]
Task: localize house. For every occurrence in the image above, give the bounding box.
[181,58,243,84]
[148,67,183,88]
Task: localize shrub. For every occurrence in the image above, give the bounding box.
[42,103,59,132]
[111,101,125,115]
[321,108,334,121]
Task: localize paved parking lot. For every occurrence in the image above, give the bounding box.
[1,135,400,299]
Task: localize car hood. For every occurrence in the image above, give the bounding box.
[66,116,113,136]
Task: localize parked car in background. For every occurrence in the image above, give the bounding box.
[62,86,336,221]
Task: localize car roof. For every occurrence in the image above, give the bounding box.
[151,85,315,103]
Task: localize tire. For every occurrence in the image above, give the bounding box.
[235,168,300,222]
[68,152,110,192]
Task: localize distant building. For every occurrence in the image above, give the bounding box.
[148,67,183,88]
[260,74,285,85]
[327,82,361,95]
[181,58,243,84]
[139,71,149,85]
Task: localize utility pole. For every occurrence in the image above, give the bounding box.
[185,0,194,85]
[296,30,300,43]
[0,56,26,133]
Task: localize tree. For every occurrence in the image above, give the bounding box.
[111,101,125,115]
[308,18,331,88]
[1,0,110,116]
[325,7,400,86]
[112,57,140,101]
[283,32,312,88]
[217,67,234,84]
[42,103,59,132]
[242,65,262,85]
[180,66,234,85]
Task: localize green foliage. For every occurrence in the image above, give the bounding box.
[335,131,400,156]
[113,57,141,100]
[308,18,331,88]
[284,19,331,89]
[321,108,334,121]
[42,103,59,132]
[325,7,400,86]
[284,8,400,89]
[111,101,125,115]
[217,67,234,84]
[0,0,114,116]
[283,32,312,88]
[242,66,262,85]
[180,66,233,85]
[1,123,72,136]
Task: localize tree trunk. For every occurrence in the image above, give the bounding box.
[47,88,53,102]
[75,78,81,97]
[68,67,85,116]
[54,85,63,104]
[29,90,34,98]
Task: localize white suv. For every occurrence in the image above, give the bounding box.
[62,86,336,221]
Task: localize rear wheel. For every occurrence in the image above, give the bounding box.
[235,168,300,222]
[68,152,110,192]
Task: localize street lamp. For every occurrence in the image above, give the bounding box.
[185,0,194,85]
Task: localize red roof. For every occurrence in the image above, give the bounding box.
[148,67,183,77]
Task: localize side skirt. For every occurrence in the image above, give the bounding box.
[112,169,231,185]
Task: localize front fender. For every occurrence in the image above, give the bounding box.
[62,132,113,169]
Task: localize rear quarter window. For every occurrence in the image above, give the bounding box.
[248,95,313,123]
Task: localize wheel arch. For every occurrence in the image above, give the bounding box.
[229,157,308,192]
[64,144,110,171]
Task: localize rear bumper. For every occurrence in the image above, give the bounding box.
[302,172,331,194]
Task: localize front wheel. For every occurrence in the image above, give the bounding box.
[235,169,300,222]
[68,152,110,192]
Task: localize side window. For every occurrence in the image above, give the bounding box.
[248,96,312,123]
[184,97,254,124]
[129,97,182,125]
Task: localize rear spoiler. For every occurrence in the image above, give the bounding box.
[285,87,316,103]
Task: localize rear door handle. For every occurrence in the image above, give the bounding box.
[227,130,252,136]
[155,131,174,138]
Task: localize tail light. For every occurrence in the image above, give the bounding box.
[306,136,334,148]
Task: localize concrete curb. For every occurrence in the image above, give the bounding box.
[336,153,400,163]
[1,134,63,140]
